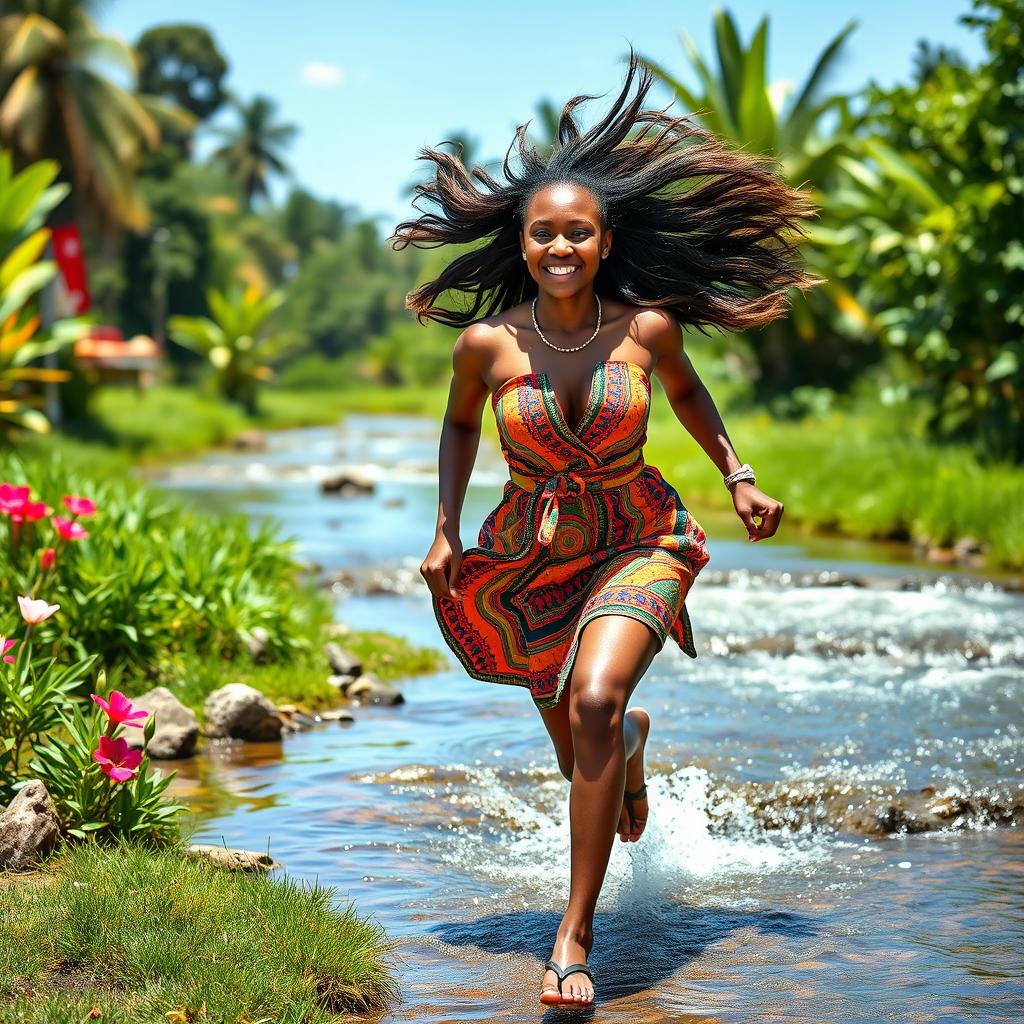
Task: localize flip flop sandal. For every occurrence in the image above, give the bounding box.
[623,781,648,837]
[540,959,595,1005]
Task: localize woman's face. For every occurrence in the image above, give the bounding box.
[519,183,611,296]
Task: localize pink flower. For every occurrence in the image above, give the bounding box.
[63,496,97,518]
[0,484,29,514]
[92,735,143,782]
[39,547,56,571]
[53,517,89,541]
[9,499,51,524]
[0,636,16,664]
[90,690,149,729]
[17,595,59,624]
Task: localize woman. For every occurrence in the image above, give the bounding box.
[391,51,819,1007]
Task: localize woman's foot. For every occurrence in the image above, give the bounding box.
[540,925,594,1005]
[618,707,650,842]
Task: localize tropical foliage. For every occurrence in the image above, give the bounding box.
[639,10,877,400]
[0,474,186,843]
[0,449,318,678]
[0,0,194,235]
[842,0,1024,460]
[0,149,89,435]
[168,281,297,412]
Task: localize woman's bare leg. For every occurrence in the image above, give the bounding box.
[539,693,650,840]
[537,613,661,1005]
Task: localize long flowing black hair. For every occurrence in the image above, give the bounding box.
[390,49,823,335]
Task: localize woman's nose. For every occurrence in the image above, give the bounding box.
[550,235,573,254]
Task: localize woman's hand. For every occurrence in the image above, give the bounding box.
[730,481,784,542]
[420,526,464,600]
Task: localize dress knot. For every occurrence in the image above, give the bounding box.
[536,471,587,547]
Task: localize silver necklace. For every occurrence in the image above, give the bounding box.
[531,294,602,353]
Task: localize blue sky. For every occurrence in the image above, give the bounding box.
[100,1,984,230]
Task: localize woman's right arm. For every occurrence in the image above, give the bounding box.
[420,323,492,600]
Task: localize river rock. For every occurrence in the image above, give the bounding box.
[925,545,958,564]
[321,471,375,496]
[0,780,59,870]
[325,642,361,677]
[185,844,282,873]
[321,570,357,594]
[346,672,404,706]
[203,684,283,741]
[123,686,199,759]
[318,708,356,723]
[328,673,359,693]
[230,429,268,452]
[277,705,318,731]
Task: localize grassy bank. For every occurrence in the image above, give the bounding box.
[0,841,398,1022]
[644,403,1024,571]
[75,383,450,463]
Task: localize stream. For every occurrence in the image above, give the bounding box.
[154,413,1023,1024]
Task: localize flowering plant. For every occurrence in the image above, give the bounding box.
[30,677,184,844]
[0,479,185,845]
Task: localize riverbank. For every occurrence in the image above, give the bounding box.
[76,379,1024,573]
[4,436,446,721]
[0,840,398,1021]
[70,384,449,464]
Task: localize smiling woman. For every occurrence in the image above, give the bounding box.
[392,49,820,335]
[390,47,821,1009]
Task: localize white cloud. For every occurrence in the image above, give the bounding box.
[301,62,344,87]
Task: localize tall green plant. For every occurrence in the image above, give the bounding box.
[0,150,89,435]
[30,687,185,845]
[168,281,296,413]
[638,11,876,399]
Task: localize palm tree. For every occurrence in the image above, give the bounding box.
[207,95,297,211]
[0,0,194,236]
[638,12,876,400]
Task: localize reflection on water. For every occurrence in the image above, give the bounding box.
[159,416,1024,1023]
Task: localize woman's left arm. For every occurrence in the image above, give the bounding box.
[641,309,784,543]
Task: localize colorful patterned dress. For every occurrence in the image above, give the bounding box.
[432,358,711,710]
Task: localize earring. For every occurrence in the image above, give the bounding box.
[522,252,527,260]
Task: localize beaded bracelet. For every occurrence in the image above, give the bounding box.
[723,463,756,489]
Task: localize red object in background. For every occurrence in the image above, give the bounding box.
[50,223,91,314]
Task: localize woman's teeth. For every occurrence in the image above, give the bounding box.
[544,266,579,276]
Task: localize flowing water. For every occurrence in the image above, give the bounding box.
[155,415,1024,1024]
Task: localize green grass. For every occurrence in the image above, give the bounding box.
[644,404,1024,570]
[0,840,398,1022]
[83,386,250,462]
[168,623,447,718]
[75,383,451,463]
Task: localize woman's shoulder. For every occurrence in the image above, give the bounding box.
[603,300,684,355]
[455,303,532,347]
